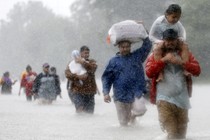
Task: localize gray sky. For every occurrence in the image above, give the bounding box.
[0,0,76,20]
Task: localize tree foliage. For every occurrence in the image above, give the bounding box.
[178,0,210,81]
[0,0,209,82]
[0,1,76,79]
[69,0,176,74]
[70,0,209,82]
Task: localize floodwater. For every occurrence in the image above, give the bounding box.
[0,82,209,140]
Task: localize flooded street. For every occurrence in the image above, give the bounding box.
[0,82,209,140]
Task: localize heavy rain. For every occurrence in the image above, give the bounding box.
[0,0,210,140]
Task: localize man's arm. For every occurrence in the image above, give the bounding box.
[101,60,115,96]
[81,59,97,74]
[145,54,165,78]
[160,52,201,77]
[183,53,201,76]
[133,37,152,62]
[32,74,42,94]
[102,65,112,103]
[65,65,88,81]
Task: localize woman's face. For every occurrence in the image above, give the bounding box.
[166,13,181,24]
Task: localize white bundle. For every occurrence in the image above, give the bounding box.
[108,20,148,46]
[131,97,147,116]
[71,50,80,59]
[69,50,87,75]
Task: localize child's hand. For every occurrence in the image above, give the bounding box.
[166,53,184,65]
[161,52,174,63]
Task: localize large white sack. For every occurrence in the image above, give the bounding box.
[108,20,148,46]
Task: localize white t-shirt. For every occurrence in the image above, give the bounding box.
[149,15,186,43]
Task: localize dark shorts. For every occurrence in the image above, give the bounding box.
[73,93,95,114]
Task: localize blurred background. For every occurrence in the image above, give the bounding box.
[0,0,209,83]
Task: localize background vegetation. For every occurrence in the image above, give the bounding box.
[0,0,209,83]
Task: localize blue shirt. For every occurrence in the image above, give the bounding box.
[101,38,152,103]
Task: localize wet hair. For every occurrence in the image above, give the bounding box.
[3,71,9,77]
[162,29,178,40]
[118,40,131,45]
[43,63,50,68]
[118,40,131,47]
[165,4,181,15]
[80,45,90,52]
[50,67,56,73]
[26,65,32,71]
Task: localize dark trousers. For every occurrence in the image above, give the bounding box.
[26,95,32,101]
[68,90,74,104]
[73,93,95,114]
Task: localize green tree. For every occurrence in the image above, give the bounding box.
[0,1,76,78]
[70,0,209,82]
[69,0,175,76]
[178,0,210,82]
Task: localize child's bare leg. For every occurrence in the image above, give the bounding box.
[153,43,164,82]
[181,43,189,63]
[180,43,191,76]
[153,43,163,60]
[156,72,164,82]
